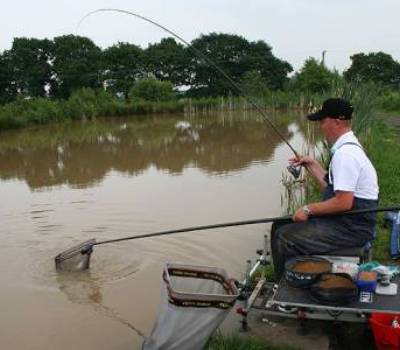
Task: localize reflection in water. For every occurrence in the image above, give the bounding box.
[0,111,299,189]
[57,270,145,338]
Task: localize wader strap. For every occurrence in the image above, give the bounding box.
[327,141,365,185]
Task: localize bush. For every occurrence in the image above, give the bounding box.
[128,78,176,102]
[65,88,102,119]
[0,97,62,128]
[291,58,338,94]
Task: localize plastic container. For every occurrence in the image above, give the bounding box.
[370,313,400,350]
[356,271,378,293]
[332,262,359,279]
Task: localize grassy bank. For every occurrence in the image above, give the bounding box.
[369,114,400,260]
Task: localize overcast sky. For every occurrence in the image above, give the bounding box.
[2,0,399,72]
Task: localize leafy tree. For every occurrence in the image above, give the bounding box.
[189,33,251,96]
[244,40,292,90]
[145,38,190,87]
[344,52,400,89]
[292,57,336,93]
[102,42,144,97]
[51,35,102,99]
[128,78,176,102]
[0,51,16,104]
[189,33,292,97]
[8,37,53,98]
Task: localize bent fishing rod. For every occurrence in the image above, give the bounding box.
[78,8,299,158]
[55,205,400,271]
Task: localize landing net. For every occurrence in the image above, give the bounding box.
[142,263,239,350]
[55,239,95,271]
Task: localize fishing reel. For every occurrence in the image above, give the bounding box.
[287,164,302,179]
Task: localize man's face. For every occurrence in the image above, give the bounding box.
[319,117,337,143]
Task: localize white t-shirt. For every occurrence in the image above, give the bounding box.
[328,131,379,200]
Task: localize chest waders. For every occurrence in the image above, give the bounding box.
[322,141,378,242]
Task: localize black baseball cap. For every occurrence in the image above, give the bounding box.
[307,98,354,121]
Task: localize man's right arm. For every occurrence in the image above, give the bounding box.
[289,155,328,189]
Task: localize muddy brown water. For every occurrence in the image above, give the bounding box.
[0,110,312,349]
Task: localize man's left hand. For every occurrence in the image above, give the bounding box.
[293,207,309,222]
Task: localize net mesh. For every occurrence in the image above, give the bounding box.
[55,239,95,271]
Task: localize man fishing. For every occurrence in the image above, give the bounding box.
[271,98,379,279]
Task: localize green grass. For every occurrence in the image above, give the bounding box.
[377,90,400,111]
[207,333,299,350]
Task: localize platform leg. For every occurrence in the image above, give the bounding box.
[296,310,309,335]
[239,313,249,332]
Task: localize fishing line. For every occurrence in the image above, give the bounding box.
[77,8,300,158]
[97,303,146,338]
[58,274,145,338]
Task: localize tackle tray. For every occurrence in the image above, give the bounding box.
[270,276,400,314]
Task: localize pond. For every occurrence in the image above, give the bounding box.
[0,110,311,349]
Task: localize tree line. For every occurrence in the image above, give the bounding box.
[0,33,399,105]
[0,34,292,103]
